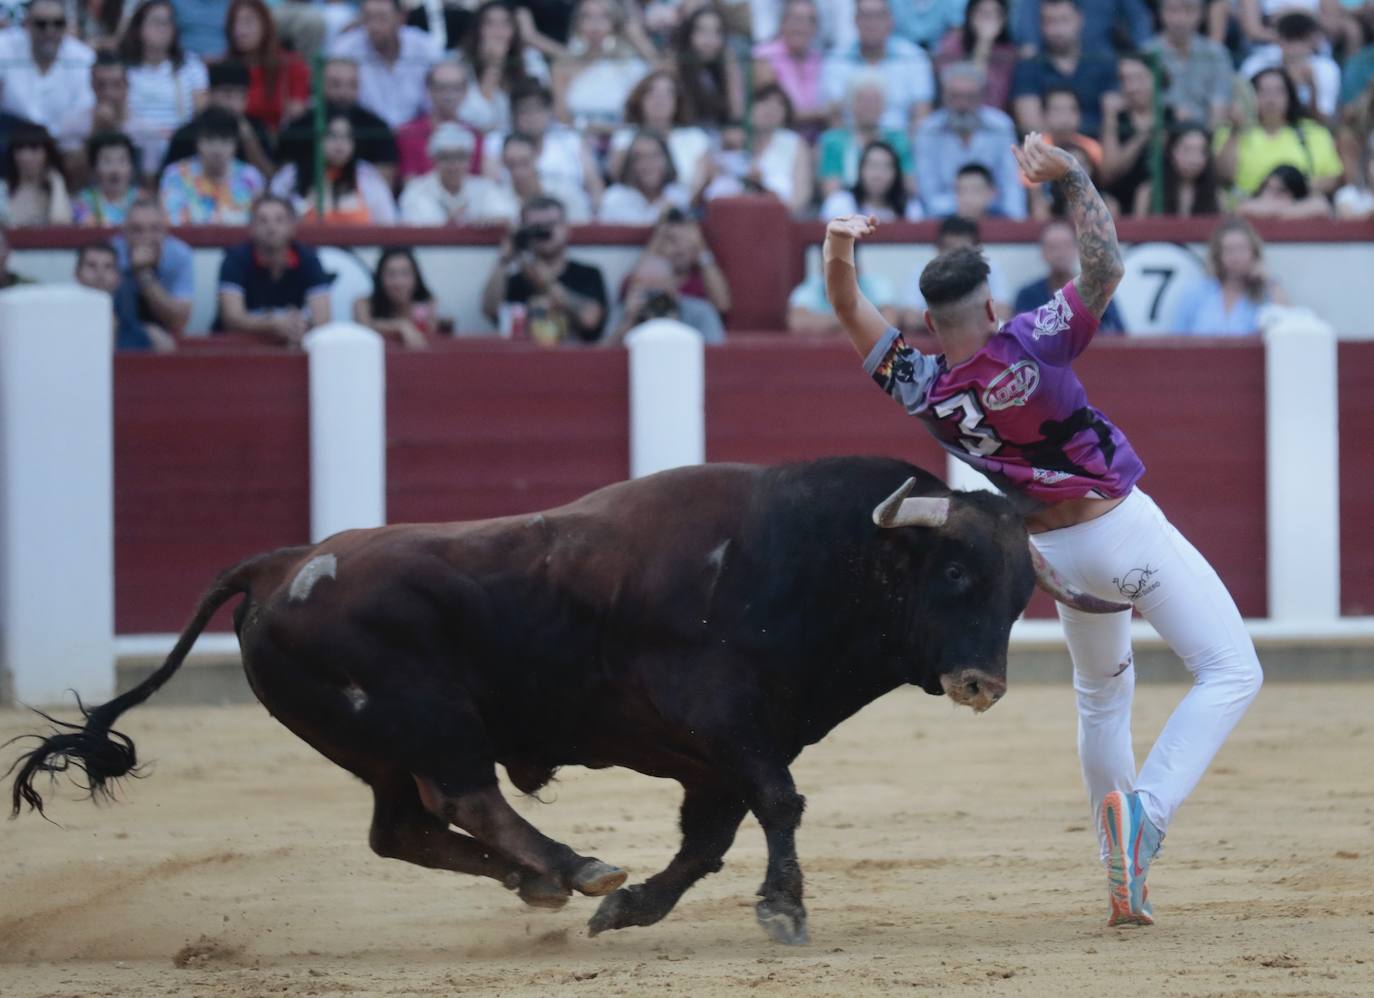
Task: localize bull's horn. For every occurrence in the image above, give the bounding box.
[873,479,950,529]
[1030,545,1132,614]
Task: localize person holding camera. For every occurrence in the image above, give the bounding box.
[603,254,725,345]
[481,195,608,344]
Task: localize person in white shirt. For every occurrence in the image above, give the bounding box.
[400,122,517,226]
[0,0,95,132]
[118,0,209,172]
[820,0,934,134]
[1238,11,1341,121]
[329,0,440,129]
[598,131,691,223]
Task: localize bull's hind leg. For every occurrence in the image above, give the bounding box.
[744,761,809,945]
[588,783,749,936]
[415,777,628,900]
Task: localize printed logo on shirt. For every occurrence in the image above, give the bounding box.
[1032,290,1073,340]
[1113,565,1160,602]
[983,359,1041,410]
[1031,467,1073,485]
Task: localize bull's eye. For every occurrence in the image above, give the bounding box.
[945,563,967,586]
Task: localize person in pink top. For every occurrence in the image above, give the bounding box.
[751,0,827,137]
[826,132,1263,930]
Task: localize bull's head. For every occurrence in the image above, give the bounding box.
[871,478,1128,712]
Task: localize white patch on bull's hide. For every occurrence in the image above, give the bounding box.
[703,539,731,611]
[289,554,337,602]
[527,513,546,530]
[342,683,368,711]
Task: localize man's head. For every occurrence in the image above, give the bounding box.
[195,106,240,175]
[360,0,403,51]
[322,57,361,106]
[625,254,681,320]
[1043,87,1081,140]
[1038,218,1078,277]
[429,122,474,188]
[75,242,121,294]
[208,60,251,115]
[26,0,67,64]
[954,163,996,219]
[1038,0,1082,55]
[427,60,469,121]
[124,195,168,251]
[940,62,986,126]
[854,0,892,49]
[511,80,554,137]
[251,194,297,253]
[518,195,568,259]
[91,52,128,107]
[935,214,982,253]
[502,132,539,193]
[919,247,996,337]
[1275,11,1321,63]
[1159,0,1203,39]
[86,132,137,192]
[848,72,888,130]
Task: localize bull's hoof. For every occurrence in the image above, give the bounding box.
[756,897,810,945]
[587,887,635,936]
[571,858,628,897]
[516,872,572,910]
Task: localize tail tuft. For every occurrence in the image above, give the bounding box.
[4,694,143,819]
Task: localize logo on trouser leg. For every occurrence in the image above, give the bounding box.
[1112,651,1133,677]
[1113,566,1159,602]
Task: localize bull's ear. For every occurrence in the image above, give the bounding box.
[873,479,950,529]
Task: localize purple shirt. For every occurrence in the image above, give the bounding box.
[752,38,824,116]
[864,282,1144,513]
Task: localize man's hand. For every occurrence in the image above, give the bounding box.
[272,310,308,346]
[825,214,878,248]
[129,240,160,272]
[1011,132,1076,184]
[522,257,556,292]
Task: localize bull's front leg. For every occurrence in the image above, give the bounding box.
[744,762,809,945]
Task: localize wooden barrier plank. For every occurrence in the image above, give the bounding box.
[1339,341,1374,615]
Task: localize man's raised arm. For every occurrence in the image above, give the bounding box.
[824,214,891,359]
[1012,132,1124,319]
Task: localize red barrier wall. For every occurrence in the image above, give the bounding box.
[1339,341,1374,615]
[114,354,310,633]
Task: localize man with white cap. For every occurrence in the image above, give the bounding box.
[399,122,516,225]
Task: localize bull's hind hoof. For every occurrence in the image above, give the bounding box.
[571,858,628,897]
[756,898,810,945]
[515,872,572,910]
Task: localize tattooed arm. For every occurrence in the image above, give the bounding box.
[1011,132,1125,319]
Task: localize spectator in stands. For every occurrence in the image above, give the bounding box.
[751,0,828,137]
[396,61,485,184]
[821,0,934,133]
[1341,41,1374,117]
[607,70,711,191]
[278,57,400,187]
[1334,142,1374,218]
[603,253,725,343]
[75,241,176,352]
[1172,216,1287,335]
[0,123,71,226]
[933,0,1018,113]
[1013,217,1126,332]
[484,79,603,212]
[1144,0,1234,128]
[1216,67,1343,196]
[819,140,921,221]
[551,0,650,138]
[641,207,732,315]
[120,0,209,172]
[1099,52,1174,209]
[904,215,1011,323]
[1339,76,1374,187]
[788,244,898,336]
[599,131,691,223]
[73,132,140,226]
[495,130,593,222]
[951,162,1008,220]
[399,122,514,225]
[459,0,548,133]
[1042,88,1104,168]
[217,194,331,343]
[1012,0,1153,55]
[160,107,266,224]
[159,61,275,180]
[113,195,194,336]
[329,0,440,130]
[1237,163,1334,217]
[56,53,136,185]
[1011,0,1119,138]
[274,0,358,61]
[0,225,33,288]
[816,72,912,200]
[913,62,1025,219]
[890,0,966,50]
[0,0,95,133]
[1234,0,1362,55]
[272,111,398,223]
[169,0,231,60]
[353,247,440,348]
[1239,11,1341,123]
[701,84,811,215]
[480,194,608,344]
[1134,122,1222,215]
[672,5,744,128]
[223,0,310,132]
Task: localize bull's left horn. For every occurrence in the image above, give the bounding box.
[1029,545,1132,614]
[873,479,950,529]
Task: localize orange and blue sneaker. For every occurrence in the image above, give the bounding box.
[1100,790,1162,927]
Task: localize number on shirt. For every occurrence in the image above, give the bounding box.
[934,391,1002,458]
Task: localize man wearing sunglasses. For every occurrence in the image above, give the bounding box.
[0,0,95,131]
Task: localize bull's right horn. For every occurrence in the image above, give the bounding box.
[1030,545,1132,613]
[873,479,950,529]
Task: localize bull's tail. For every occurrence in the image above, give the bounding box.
[5,546,310,819]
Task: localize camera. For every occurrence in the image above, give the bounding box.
[640,290,678,320]
[513,224,553,251]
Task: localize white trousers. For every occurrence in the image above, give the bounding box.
[1030,488,1263,860]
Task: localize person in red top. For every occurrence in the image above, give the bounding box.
[222,0,309,131]
[395,60,485,183]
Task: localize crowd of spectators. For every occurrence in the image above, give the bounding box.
[1,0,1371,347]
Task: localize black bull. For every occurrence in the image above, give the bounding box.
[8,456,1109,944]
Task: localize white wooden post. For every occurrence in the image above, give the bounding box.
[303,323,386,542]
[626,319,705,478]
[0,286,114,705]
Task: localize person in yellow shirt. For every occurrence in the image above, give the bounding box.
[1214,66,1341,196]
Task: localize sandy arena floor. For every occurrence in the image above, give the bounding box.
[1,682,1371,998]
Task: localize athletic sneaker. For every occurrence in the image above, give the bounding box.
[1100,790,1162,926]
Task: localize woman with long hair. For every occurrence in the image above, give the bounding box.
[118,0,208,172]
[270,112,398,224]
[0,123,73,226]
[701,84,811,215]
[459,0,548,133]
[1215,66,1342,197]
[73,131,140,226]
[819,140,919,221]
[607,70,711,192]
[222,0,309,132]
[932,0,1017,111]
[598,130,690,222]
[353,247,439,349]
[1172,216,1288,335]
[1134,124,1222,216]
[671,4,743,128]
[551,0,649,137]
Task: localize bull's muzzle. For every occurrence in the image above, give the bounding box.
[940,669,1006,713]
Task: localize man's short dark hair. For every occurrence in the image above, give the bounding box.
[93,50,124,71]
[85,130,137,173]
[76,240,117,267]
[197,106,240,142]
[510,79,553,108]
[503,131,537,152]
[919,247,991,309]
[253,193,297,218]
[521,195,565,221]
[956,162,995,187]
[938,214,981,242]
[1041,0,1081,9]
